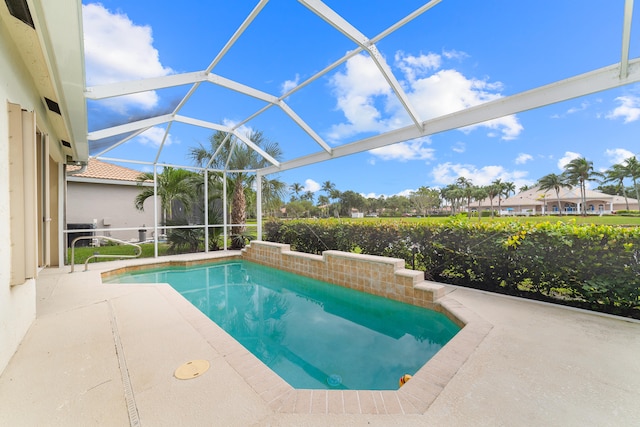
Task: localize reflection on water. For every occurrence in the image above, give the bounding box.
[106,261,460,390]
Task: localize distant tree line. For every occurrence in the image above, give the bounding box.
[283,155,640,218]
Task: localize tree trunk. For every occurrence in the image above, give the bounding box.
[231,179,246,236]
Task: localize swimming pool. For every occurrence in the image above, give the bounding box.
[105,260,460,390]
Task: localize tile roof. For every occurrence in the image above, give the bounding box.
[66,159,147,182]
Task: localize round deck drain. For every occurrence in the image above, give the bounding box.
[327,374,342,387]
[174,359,210,380]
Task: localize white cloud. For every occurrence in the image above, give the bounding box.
[395,51,441,81]
[515,153,533,165]
[304,179,321,193]
[566,101,590,115]
[396,189,416,197]
[222,119,253,138]
[361,189,415,199]
[557,151,581,170]
[442,49,469,61]
[369,138,434,162]
[606,96,640,123]
[605,148,635,165]
[327,54,391,140]
[136,126,176,147]
[362,192,382,199]
[83,3,173,112]
[327,51,523,142]
[452,142,465,153]
[281,74,300,95]
[431,162,531,188]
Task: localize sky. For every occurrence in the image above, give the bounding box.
[82,0,640,200]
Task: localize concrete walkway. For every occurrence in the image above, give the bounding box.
[1,253,639,426]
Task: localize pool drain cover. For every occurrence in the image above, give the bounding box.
[327,374,342,387]
[174,359,210,380]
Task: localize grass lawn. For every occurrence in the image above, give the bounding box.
[68,242,170,266]
[348,215,640,226]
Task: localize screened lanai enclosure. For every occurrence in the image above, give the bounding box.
[69,0,639,259]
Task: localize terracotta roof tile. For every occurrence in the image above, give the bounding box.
[67,159,147,182]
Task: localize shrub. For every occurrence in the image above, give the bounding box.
[264,219,640,318]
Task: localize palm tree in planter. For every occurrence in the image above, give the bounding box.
[189,130,285,248]
[538,173,572,215]
[563,157,603,215]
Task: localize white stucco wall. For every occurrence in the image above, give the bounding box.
[66,181,158,242]
[0,18,62,374]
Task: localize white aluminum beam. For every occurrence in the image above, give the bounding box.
[85,72,208,100]
[278,101,333,153]
[262,58,640,174]
[300,0,422,129]
[93,127,149,158]
[206,74,280,103]
[153,121,173,164]
[174,115,232,133]
[87,114,174,140]
[234,131,281,167]
[205,0,270,73]
[620,0,634,78]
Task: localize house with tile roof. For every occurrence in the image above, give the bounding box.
[470,185,638,215]
[67,159,158,242]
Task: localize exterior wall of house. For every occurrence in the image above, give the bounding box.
[0,18,68,374]
[67,181,158,242]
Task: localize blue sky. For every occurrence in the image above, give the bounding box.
[82,1,640,199]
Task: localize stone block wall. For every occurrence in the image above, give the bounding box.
[241,241,445,309]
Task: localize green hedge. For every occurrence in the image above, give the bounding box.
[264,219,640,318]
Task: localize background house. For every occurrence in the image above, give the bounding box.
[470,185,639,215]
[67,159,158,243]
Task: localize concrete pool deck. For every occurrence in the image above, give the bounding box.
[1,251,639,426]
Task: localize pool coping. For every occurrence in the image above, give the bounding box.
[100,252,493,415]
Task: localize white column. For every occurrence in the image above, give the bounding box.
[204,169,209,253]
[153,165,158,258]
[256,171,263,241]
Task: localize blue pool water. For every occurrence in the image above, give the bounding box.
[105,260,460,390]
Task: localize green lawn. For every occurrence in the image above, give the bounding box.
[349,215,640,226]
[68,243,170,266]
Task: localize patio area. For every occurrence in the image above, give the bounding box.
[0,252,639,426]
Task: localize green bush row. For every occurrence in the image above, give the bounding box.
[264,219,640,318]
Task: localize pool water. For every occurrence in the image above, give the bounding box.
[105,260,460,390]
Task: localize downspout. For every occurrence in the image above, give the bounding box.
[66,161,88,176]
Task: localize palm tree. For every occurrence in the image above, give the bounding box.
[455,177,474,217]
[537,173,572,216]
[503,181,516,198]
[317,195,330,217]
[473,186,488,219]
[321,180,336,213]
[563,157,603,215]
[623,156,640,206]
[262,177,287,217]
[491,179,505,214]
[135,166,197,225]
[603,163,630,210]
[321,180,336,196]
[486,183,500,218]
[189,130,284,243]
[289,183,304,201]
[302,190,315,203]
